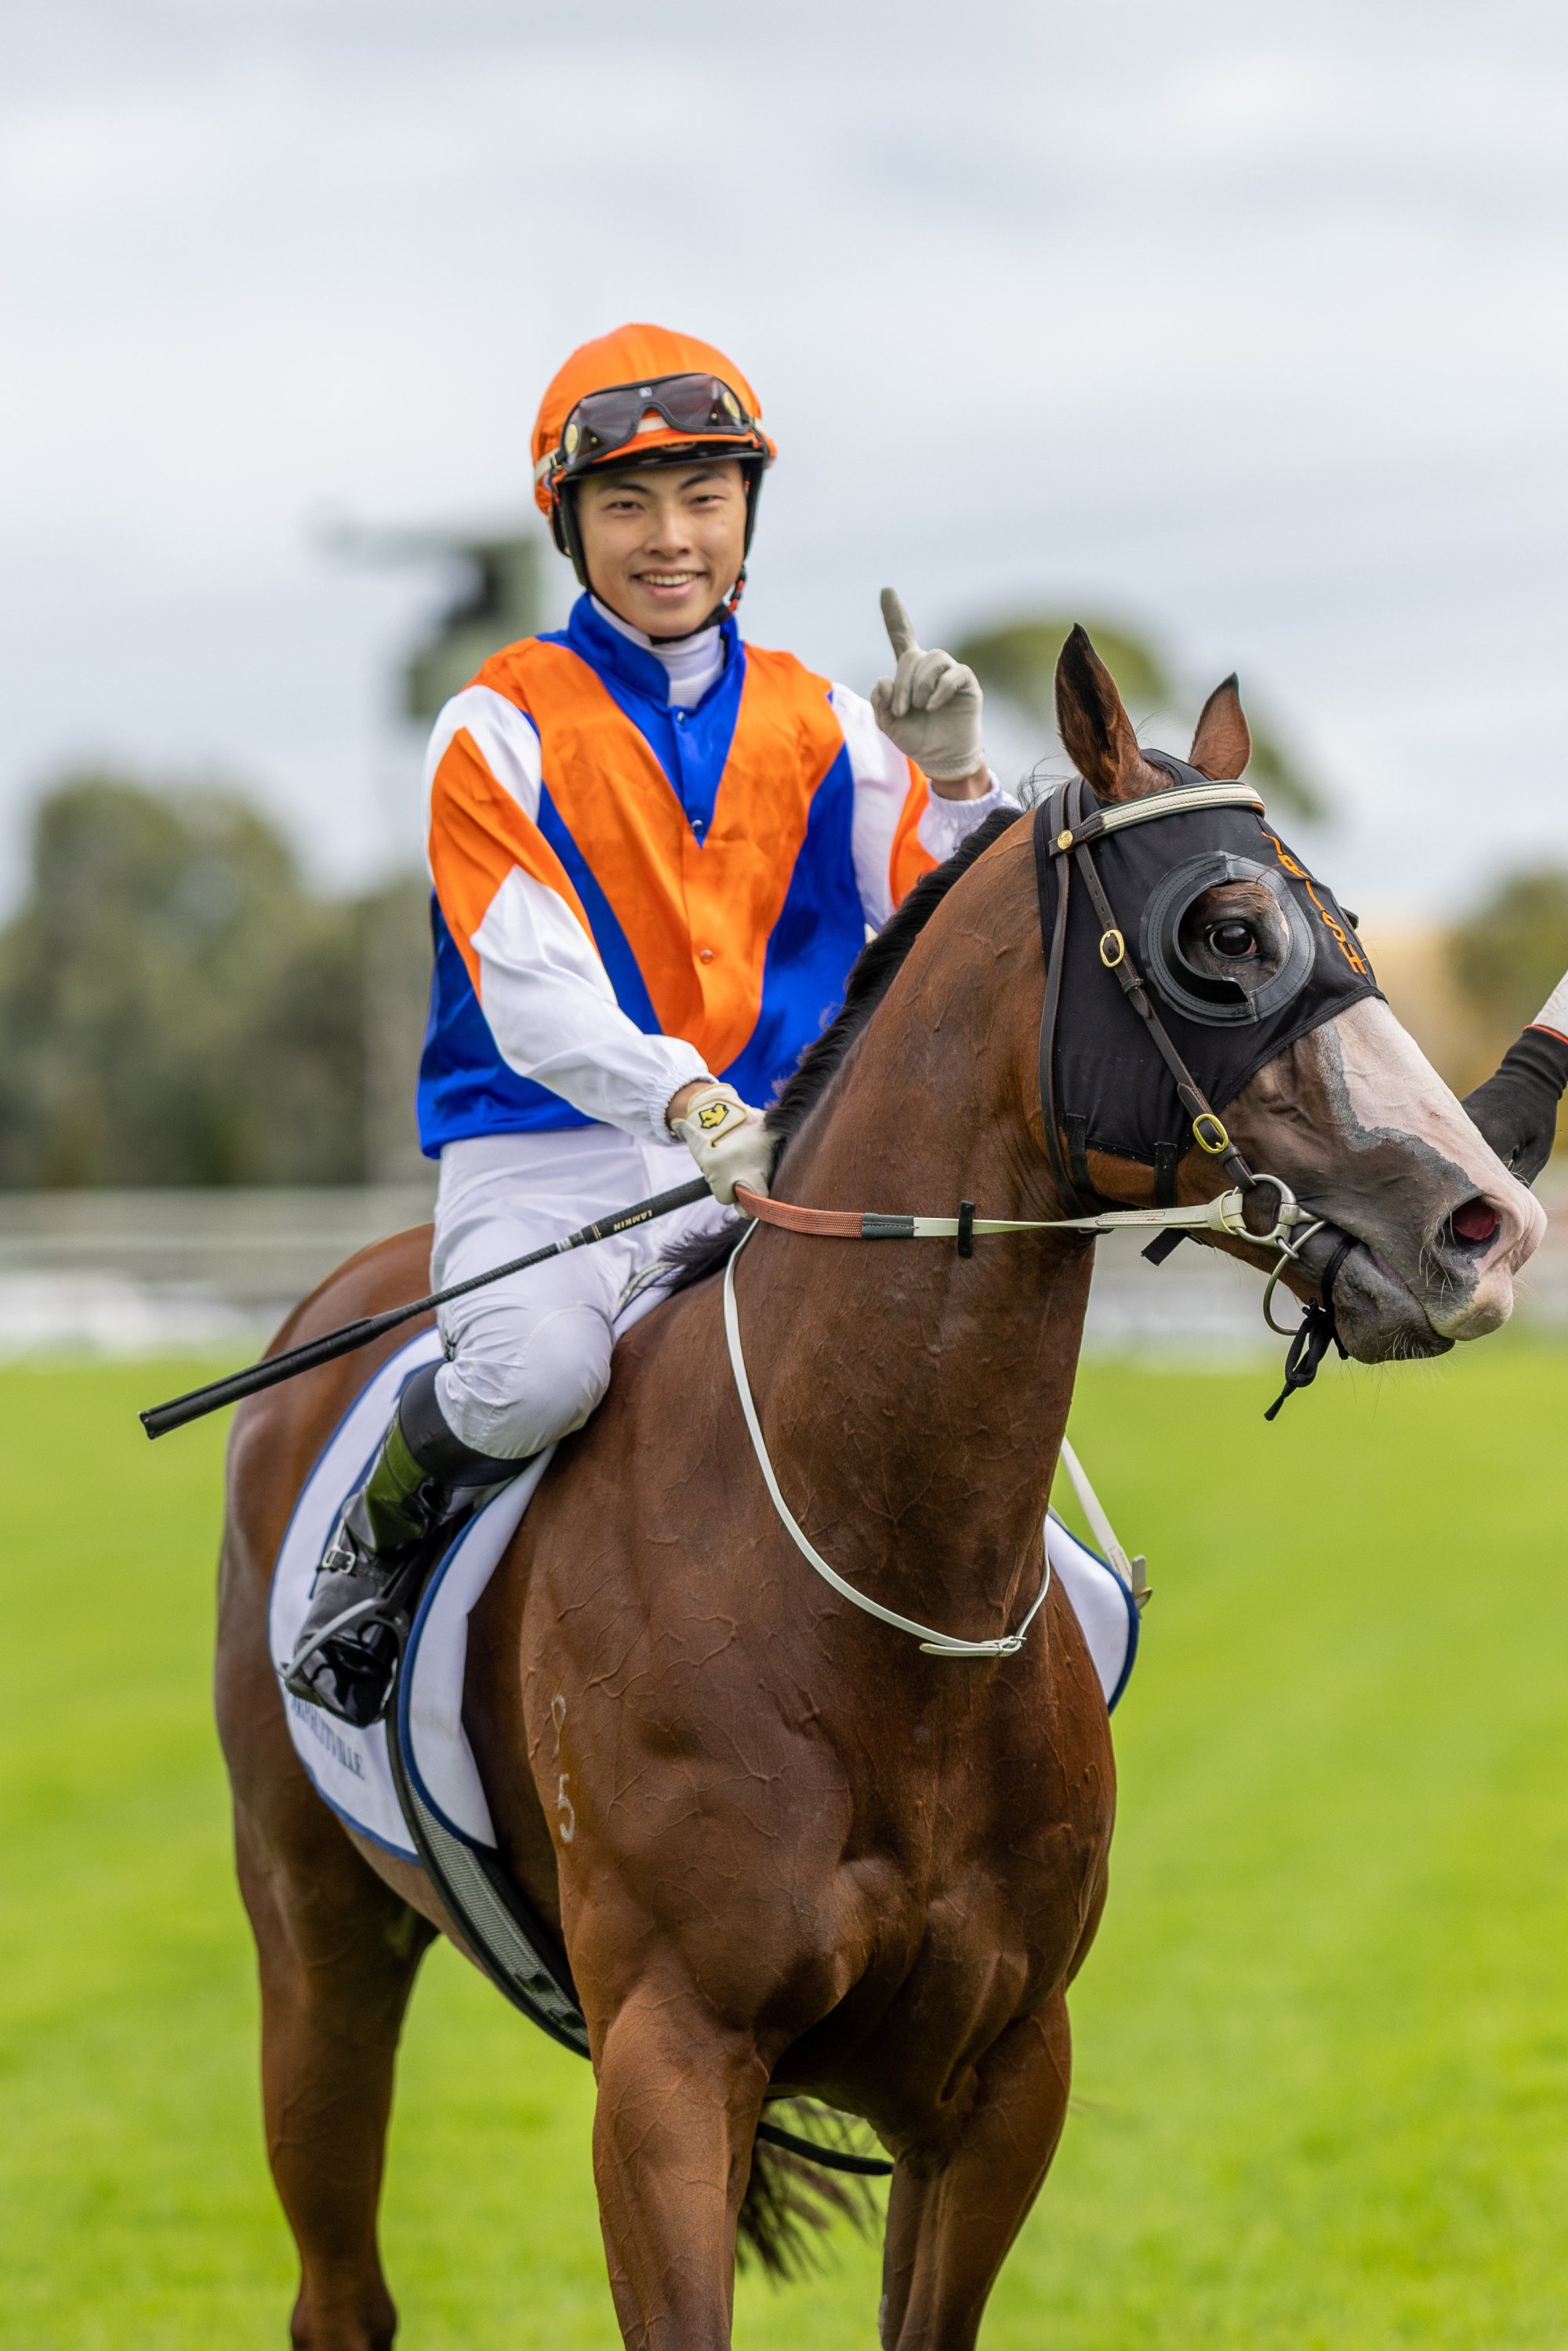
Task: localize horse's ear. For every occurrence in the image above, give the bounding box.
[1054,624,1164,802]
[1189,674,1251,780]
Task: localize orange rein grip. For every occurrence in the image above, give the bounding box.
[733,1185,865,1237]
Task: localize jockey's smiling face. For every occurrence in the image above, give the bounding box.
[573,459,748,639]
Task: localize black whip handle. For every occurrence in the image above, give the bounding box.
[139,1176,712,1441]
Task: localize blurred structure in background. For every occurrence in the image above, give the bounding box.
[348,521,547,1186]
[397,533,545,727]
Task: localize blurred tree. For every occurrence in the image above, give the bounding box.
[0,773,429,1188]
[1447,869,1568,1054]
[954,616,1170,724]
[361,869,437,1185]
[952,612,1325,819]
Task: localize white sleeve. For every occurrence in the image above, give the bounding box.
[1534,972,1568,1038]
[830,682,1013,930]
[916,774,1014,863]
[426,687,709,1143]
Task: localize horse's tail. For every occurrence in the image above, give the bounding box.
[738,2100,884,2280]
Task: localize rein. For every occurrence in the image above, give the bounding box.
[731,1177,1305,1252]
[723,1222,1147,1656]
[723,1224,1052,1657]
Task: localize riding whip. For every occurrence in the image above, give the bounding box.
[139,1176,711,1441]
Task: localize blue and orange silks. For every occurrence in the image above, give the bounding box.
[417,596,956,1154]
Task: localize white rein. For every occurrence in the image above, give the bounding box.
[721,1222,1142,1660]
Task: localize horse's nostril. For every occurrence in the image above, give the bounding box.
[1447,1197,1501,1250]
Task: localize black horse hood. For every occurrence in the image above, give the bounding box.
[1044,755,1381,1172]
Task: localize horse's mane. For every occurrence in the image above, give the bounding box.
[660,805,1021,1295]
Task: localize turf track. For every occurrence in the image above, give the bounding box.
[3,1346,1566,2347]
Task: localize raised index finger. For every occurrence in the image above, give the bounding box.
[880,587,920,660]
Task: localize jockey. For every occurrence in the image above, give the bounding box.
[285,321,1009,1725]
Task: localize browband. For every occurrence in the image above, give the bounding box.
[1048,781,1264,854]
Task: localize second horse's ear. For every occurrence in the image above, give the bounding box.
[1189,674,1251,781]
[1054,625,1164,803]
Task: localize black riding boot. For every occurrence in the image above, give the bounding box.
[282,1361,523,1730]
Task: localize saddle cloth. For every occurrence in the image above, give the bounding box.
[269,1330,1140,1865]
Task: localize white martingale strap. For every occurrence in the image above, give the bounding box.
[722,1225,1051,1659]
[1057,1437,1148,1606]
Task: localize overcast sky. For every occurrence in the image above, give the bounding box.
[4,0,1568,915]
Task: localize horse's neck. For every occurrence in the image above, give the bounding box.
[742,949,1091,1630]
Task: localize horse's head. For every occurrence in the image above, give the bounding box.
[1051,627,1544,1362]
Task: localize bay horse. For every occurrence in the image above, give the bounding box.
[216,632,1542,2349]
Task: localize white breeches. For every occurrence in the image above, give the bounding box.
[430,1125,726,1460]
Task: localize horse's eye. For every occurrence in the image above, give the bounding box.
[1209,921,1258,959]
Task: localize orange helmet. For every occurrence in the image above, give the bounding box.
[532,322,775,586]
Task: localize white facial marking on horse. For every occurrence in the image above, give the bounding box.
[556,1772,575,1844]
[1316,998,1544,1335]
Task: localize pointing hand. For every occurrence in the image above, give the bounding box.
[870,590,987,787]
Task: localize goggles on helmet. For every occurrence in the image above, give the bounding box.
[540,372,761,492]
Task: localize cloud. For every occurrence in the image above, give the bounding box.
[2,0,1568,908]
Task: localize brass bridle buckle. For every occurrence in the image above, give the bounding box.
[1098,928,1126,969]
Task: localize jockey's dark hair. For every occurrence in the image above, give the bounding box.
[662,804,1020,1293]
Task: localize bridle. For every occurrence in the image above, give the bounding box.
[721,777,1359,1659]
[1033,770,1352,1415]
[735,776,1345,1295]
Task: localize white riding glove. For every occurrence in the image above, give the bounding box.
[670,1081,774,1207]
[869,587,986,785]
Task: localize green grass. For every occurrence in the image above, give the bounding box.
[3,1344,1567,2346]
